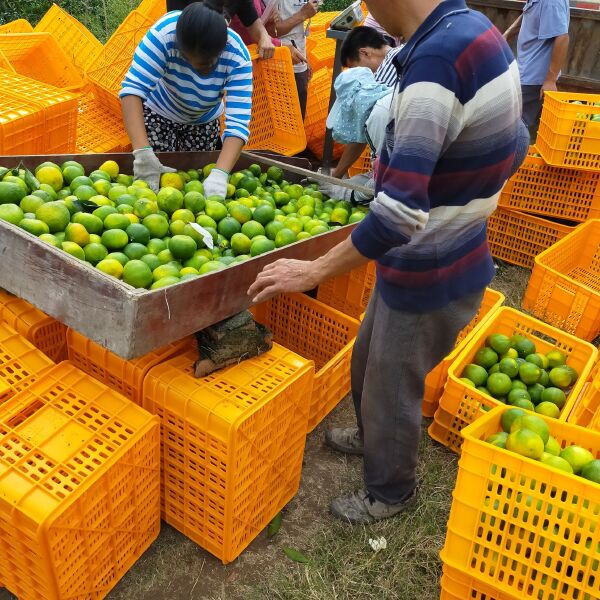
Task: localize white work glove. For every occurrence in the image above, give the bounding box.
[132,147,176,193]
[203,168,229,199]
[319,173,375,205]
[318,181,353,201]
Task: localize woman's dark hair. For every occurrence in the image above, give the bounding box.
[340,26,389,67]
[176,2,228,58]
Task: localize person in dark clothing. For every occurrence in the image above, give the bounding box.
[166,0,275,58]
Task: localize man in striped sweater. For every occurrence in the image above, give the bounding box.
[249,0,521,523]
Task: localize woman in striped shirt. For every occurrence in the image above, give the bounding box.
[120,3,253,196]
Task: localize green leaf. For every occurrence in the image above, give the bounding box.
[72,200,99,213]
[283,547,309,564]
[267,512,282,538]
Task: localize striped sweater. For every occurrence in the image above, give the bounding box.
[351,0,521,313]
[120,11,253,142]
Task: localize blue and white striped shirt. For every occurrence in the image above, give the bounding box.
[120,11,253,142]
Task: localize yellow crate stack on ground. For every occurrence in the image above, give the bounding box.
[523,219,600,342]
[0,289,67,362]
[252,293,360,432]
[0,362,160,600]
[0,32,85,92]
[245,46,307,156]
[306,28,336,71]
[0,69,78,154]
[142,344,314,563]
[76,92,132,153]
[569,360,600,430]
[429,307,597,454]
[440,405,600,600]
[86,10,153,116]
[0,322,55,404]
[34,3,103,77]
[137,0,167,21]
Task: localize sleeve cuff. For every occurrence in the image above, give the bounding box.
[351,211,406,259]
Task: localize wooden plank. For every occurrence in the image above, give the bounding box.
[0,151,359,359]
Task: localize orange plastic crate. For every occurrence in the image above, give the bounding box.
[422,288,504,419]
[306,28,335,71]
[569,362,600,430]
[0,362,160,600]
[0,87,46,155]
[307,11,339,32]
[142,344,313,563]
[498,146,600,222]
[76,92,131,153]
[0,290,67,362]
[0,69,78,153]
[252,293,359,431]
[317,261,377,320]
[537,91,600,170]
[86,10,153,116]
[441,405,600,600]
[34,4,103,76]
[348,146,373,177]
[0,20,33,34]
[440,564,518,600]
[0,32,85,91]
[245,45,307,156]
[137,0,167,21]
[304,67,344,160]
[523,219,600,342]
[0,322,54,404]
[487,207,575,269]
[66,328,193,406]
[429,307,597,454]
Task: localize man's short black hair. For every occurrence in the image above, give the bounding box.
[340,26,389,67]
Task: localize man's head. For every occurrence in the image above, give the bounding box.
[340,26,391,71]
[177,2,228,73]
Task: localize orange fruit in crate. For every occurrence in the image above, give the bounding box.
[510,414,550,444]
[506,428,545,459]
[36,166,64,192]
[559,446,594,474]
[160,172,184,190]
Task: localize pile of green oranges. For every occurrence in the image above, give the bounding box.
[0,160,368,290]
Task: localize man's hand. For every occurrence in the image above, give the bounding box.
[301,0,319,19]
[248,259,319,303]
[540,78,557,98]
[289,45,307,65]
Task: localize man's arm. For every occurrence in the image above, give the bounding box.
[503,14,522,41]
[540,33,569,96]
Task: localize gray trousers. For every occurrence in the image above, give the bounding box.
[351,286,485,504]
[522,84,543,139]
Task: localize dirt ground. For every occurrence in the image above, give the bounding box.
[0,264,531,600]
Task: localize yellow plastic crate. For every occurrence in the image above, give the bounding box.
[86,10,153,116]
[0,69,78,154]
[537,91,600,170]
[429,307,597,454]
[245,45,307,156]
[76,92,131,153]
[0,20,33,34]
[137,0,167,21]
[0,322,54,404]
[348,146,373,177]
[142,344,314,563]
[0,362,160,600]
[66,328,194,406]
[440,564,519,600]
[487,207,575,269]
[422,288,504,418]
[34,3,103,76]
[569,359,600,430]
[441,405,600,600]
[306,28,335,71]
[0,289,67,362]
[307,11,339,32]
[523,219,600,343]
[498,146,600,222]
[252,293,359,431]
[0,32,85,91]
[317,262,377,320]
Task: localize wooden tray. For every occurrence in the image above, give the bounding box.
[0,151,360,358]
